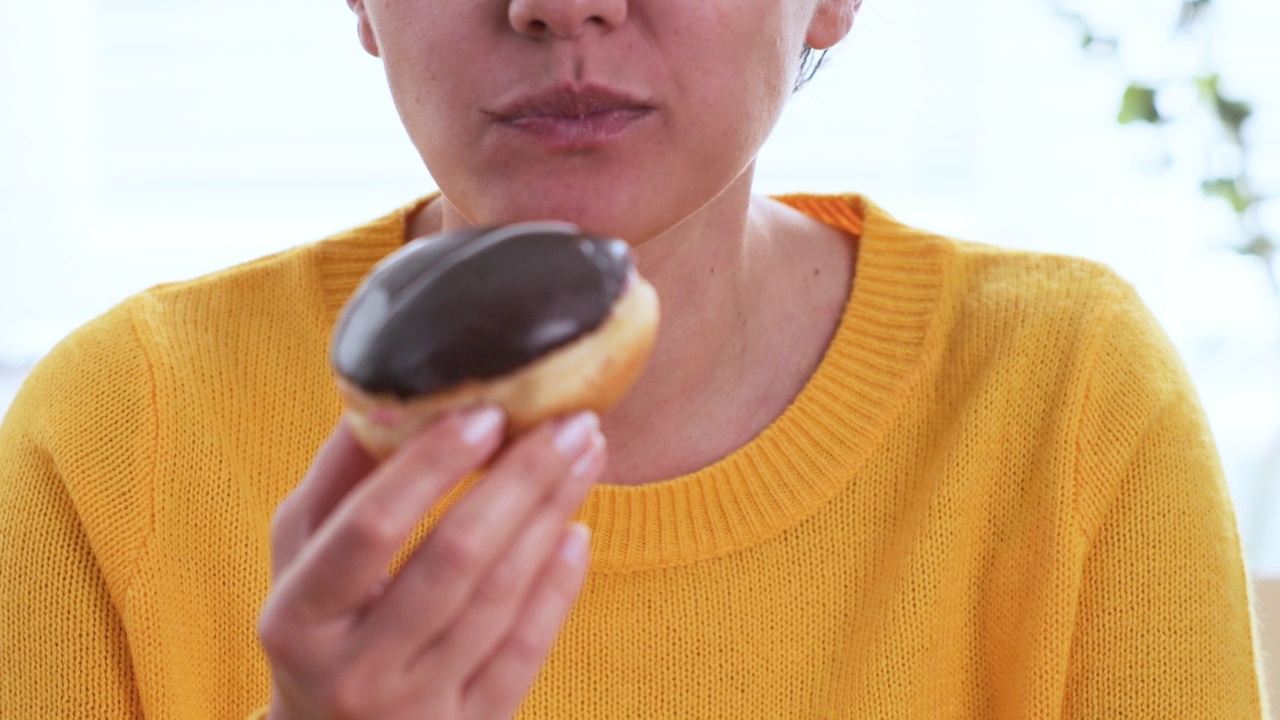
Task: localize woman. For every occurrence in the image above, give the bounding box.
[0,0,1268,717]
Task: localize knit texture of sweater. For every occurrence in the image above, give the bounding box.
[0,194,1267,717]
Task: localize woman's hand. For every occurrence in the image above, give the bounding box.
[258,407,603,720]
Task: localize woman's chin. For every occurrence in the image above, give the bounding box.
[437,157,739,244]
[467,191,661,244]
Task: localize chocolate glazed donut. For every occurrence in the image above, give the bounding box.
[331,222,661,459]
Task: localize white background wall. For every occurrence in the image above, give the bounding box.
[2,0,1278,572]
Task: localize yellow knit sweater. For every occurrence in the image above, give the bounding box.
[0,195,1267,718]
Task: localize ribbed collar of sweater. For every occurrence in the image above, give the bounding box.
[314,194,946,572]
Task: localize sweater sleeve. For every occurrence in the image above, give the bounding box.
[1062,278,1268,717]
[0,301,153,717]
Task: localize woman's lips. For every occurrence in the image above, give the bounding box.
[488,86,656,151]
[497,108,655,150]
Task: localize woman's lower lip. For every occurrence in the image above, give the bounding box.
[497,108,654,150]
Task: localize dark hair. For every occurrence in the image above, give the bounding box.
[795,45,829,92]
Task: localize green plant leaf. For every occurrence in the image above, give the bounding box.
[1217,98,1253,139]
[1237,235,1275,261]
[1202,177,1254,213]
[1195,74,1220,104]
[1196,74,1252,139]
[1118,84,1162,124]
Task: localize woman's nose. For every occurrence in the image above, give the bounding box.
[508,0,627,40]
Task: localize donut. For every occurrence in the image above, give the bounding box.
[331,221,660,458]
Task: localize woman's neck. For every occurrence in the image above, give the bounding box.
[406,174,855,486]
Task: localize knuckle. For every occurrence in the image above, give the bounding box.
[504,623,548,664]
[324,656,398,720]
[432,526,485,575]
[325,676,366,720]
[344,507,402,552]
[476,560,518,604]
[257,604,301,666]
[269,496,300,547]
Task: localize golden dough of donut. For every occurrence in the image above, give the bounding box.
[336,271,659,459]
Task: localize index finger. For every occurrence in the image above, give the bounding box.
[274,406,506,620]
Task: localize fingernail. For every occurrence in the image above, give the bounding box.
[560,522,591,565]
[553,412,598,457]
[569,434,603,477]
[459,406,504,445]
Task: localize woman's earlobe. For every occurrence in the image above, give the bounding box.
[357,19,381,57]
[350,1,382,57]
[806,0,857,51]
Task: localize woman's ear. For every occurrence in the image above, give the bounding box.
[348,0,381,57]
[806,0,859,51]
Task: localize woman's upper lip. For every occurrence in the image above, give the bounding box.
[487,85,654,121]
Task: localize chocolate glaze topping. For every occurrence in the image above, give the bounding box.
[332,222,632,397]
